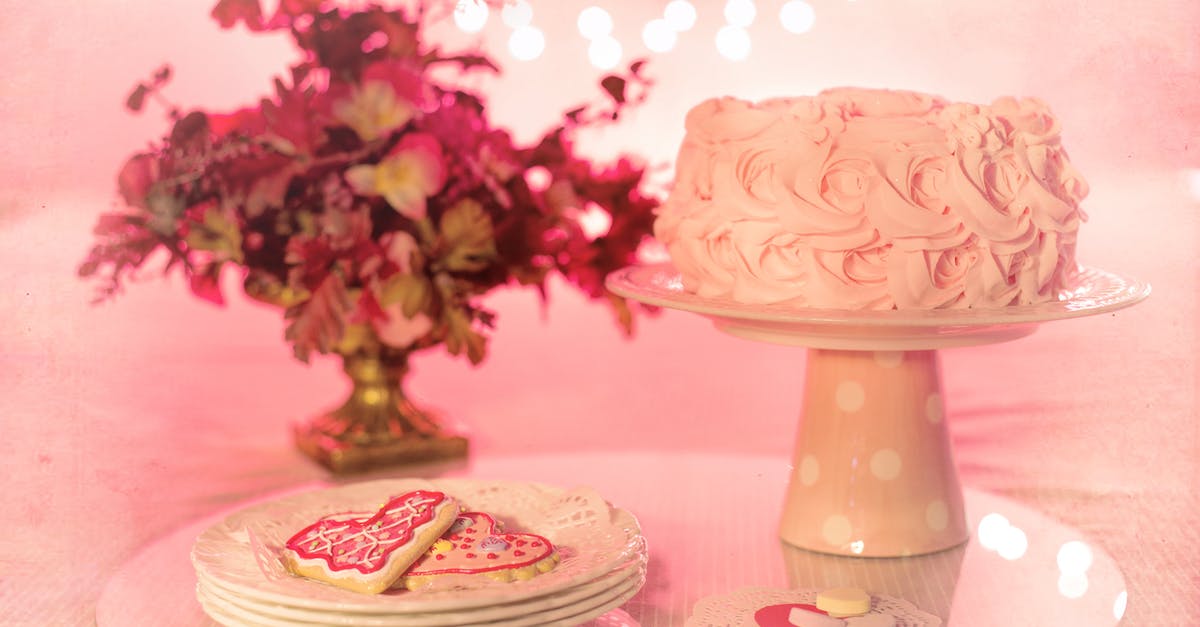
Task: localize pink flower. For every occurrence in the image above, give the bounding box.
[116,153,160,208]
[345,133,446,220]
[333,80,417,143]
[332,61,429,143]
[371,231,432,348]
[382,231,420,274]
[373,307,433,349]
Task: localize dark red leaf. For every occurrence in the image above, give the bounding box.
[125,84,149,112]
[207,106,266,138]
[211,0,264,30]
[277,0,322,17]
[117,154,159,208]
[427,53,500,73]
[564,106,585,124]
[189,265,225,305]
[350,286,388,324]
[169,111,210,151]
[284,273,352,362]
[599,75,626,105]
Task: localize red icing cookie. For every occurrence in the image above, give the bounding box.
[755,603,839,627]
[396,512,560,590]
[282,490,459,594]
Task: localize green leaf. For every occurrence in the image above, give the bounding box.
[184,207,244,263]
[283,273,352,363]
[379,272,432,318]
[443,306,487,365]
[438,199,496,273]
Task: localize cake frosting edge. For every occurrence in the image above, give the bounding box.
[653,88,1089,310]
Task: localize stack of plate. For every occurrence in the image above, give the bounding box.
[190,478,648,626]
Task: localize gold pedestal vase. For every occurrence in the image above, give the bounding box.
[293,350,468,473]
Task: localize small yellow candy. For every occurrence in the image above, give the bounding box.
[816,587,871,618]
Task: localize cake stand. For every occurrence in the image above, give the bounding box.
[607,263,1149,558]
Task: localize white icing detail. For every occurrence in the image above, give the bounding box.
[288,493,443,575]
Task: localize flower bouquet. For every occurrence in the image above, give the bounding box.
[80,0,660,472]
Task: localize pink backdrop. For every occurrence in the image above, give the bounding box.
[1,1,1197,625]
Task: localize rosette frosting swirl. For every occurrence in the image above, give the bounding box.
[654,88,1088,310]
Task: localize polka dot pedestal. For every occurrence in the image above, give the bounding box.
[607,263,1148,562]
[779,349,968,557]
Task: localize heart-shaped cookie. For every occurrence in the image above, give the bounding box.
[396,511,560,590]
[282,490,459,594]
[754,603,841,627]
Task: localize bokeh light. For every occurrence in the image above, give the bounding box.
[715,25,751,61]
[779,0,816,34]
[1113,590,1128,620]
[588,36,622,70]
[524,166,551,191]
[579,203,613,240]
[577,6,614,40]
[1056,540,1095,575]
[501,0,532,29]
[996,525,1028,560]
[642,19,677,53]
[1185,169,1200,200]
[977,512,1010,551]
[508,25,545,61]
[664,0,698,32]
[724,0,757,28]
[453,0,489,33]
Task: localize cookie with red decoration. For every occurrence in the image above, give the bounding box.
[396,511,560,590]
[282,490,459,594]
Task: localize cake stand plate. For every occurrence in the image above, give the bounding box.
[607,264,1149,352]
[607,264,1149,557]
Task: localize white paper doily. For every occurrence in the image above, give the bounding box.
[687,587,941,627]
[191,478,645,613]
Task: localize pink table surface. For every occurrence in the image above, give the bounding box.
[1,166,1197,625]
[90,453,1142,627]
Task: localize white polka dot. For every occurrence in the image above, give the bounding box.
[835,381,866,412]
[925,393,944,424]
[821,515,853,547]
[873,351,904,368]
[870,449,902,480]
[926,500,949,531]
[799,455,820,486]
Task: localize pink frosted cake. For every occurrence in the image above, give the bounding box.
[654,88,1089,310]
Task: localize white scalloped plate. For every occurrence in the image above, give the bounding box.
[191,479,645,615]
[197,557,645,626]
[197,570,646,627]
[607,264,1149,350]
